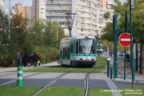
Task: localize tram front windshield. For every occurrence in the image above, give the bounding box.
[79,39,95,54]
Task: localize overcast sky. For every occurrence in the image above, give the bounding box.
[4,0,125,8]
[4,0,32,8]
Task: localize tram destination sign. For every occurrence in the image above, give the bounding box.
[119,33,131,47]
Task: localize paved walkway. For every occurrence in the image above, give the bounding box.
[0,62,59,72]
[101,52,144,83]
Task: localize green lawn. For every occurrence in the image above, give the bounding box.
[38,87,84,96]
[24,56,107,73]
[0,86,41,96]
[88,88,112,96]
[120,86,144,96]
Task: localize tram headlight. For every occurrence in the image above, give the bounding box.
[92,58,96,61]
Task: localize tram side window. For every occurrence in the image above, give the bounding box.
[76,41,79,54]
[91,40,96,54]
[63,48,69,59]
[70,43,74,53]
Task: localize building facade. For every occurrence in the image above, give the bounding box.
[37,0,113,37]
[72,0,99,36]
[32,0,40,20]
[0,0,4,10]
[16,3,27,18]
[39,0,46,19]
[99,0,108,9]
[32,0,46,20]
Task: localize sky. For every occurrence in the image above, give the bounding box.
[4,0,125,8]
[4,0,32,8]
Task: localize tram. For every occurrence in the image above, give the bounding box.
[96,43,104,53]
[59,36,96,67]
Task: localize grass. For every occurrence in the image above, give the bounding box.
[0,86,41,96]
[88,88,112,96]
[120,86,144,96]
[38,86,84,96]
[24,56,107,73]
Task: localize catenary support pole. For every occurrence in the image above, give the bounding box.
[130,0,135,87]
[124,10,128,80]
[113,14,118,78]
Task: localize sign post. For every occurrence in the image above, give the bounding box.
[119,33,131,80]
[124,10,128,80]
[130,0,135,87]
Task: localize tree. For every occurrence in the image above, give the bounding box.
[104,12,110,20]
[102,0,144,43]
[102,0,144,73]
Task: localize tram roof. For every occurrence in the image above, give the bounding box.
[61,36,95,45]
[61,36,95,41]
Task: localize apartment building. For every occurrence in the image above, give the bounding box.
[99,0,108,9]
[0,0,4,10]
[32,0,46,20]
[72,0,99,36]
[97,8,113,36]
[34,0,113,37]
[16,3,27,18]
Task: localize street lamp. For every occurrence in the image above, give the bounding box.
[8,26,20,40]
[65,12,76,37]
[57,21,59,41]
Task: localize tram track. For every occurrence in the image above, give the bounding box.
[32,71,74,96]
[83,64,103,96]
[83,72,90,96]
[32,66,96,96]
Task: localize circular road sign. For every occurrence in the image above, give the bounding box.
[119,33,131,47]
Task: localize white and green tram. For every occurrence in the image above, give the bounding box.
[60,36,96,67]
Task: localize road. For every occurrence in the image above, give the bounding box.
[0,72,144,88]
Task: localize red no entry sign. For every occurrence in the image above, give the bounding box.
[119,33,131,47]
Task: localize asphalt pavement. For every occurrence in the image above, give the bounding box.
[0,72,144,88]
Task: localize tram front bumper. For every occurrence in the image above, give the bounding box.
[75,60,96,65]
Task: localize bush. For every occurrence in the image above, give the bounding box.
[35,46,59,64]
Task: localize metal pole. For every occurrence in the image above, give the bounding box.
[107,58,110,77]
[110,67,113,79]
[8,0,11,40]
[107,41,110,56]
[57,21,59,40]
[130,0,135,87]
[124,10,128,80]
[69,29,72,37]
[113,14,118,78]
[133,43,136,79]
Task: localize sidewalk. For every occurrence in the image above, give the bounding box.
[102,53,144,84]
[0,62,59,72]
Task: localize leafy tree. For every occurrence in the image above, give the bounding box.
[102,0,144,44]
[10,14,33,55]
[0,11,65,66]
[104,12,110,20]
